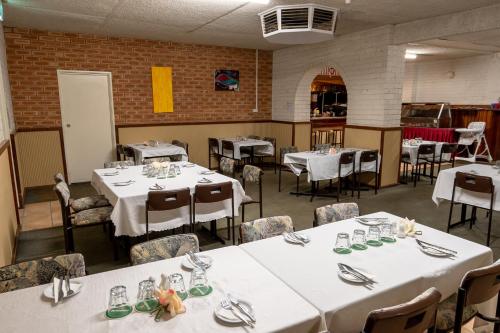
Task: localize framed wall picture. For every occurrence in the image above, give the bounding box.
[214,69,239,91]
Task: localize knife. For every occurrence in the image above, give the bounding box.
[416,240,457,255]
[228,294,256,323]
[341,264,377,284]
[58,275,64,304]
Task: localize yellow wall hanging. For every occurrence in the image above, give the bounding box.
[151,66,173,113]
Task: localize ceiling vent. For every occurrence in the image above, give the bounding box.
[259,4,338,44]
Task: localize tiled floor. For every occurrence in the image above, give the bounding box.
[19,201,62,231]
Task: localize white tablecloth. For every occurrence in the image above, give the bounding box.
[402,141,447,166]
[217,138,274,160]
[127,143,188,163]
[0,247,322,333]
[283,149,379,182]
[432,163,500,211]
[240,212,493,333]
[91,163,245,236]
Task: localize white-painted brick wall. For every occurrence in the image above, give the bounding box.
[272,26,406,127]
[403,53,500,105]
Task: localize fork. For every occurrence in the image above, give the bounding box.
[220,298,254,327]
[338,265,373,290]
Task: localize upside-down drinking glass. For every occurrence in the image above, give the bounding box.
[334,233,352,254]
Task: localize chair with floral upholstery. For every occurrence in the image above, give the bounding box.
[54,174,110,213]
[130,234,199,266]
[278,146,307,193]
[435,260,500,333]
[219,157,236,178]
[54,182,118,259]
[314,143,331,151]
[241,165,264,222]
[240,216,294,243]
[142,157,171,164]
[0,253,86,294]
[171,139,189,161]
[104,160,135,168]
[313,202,359,227]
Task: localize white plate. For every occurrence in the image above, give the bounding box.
[43,281,83,299]
[338,267,375,284]
[419,246,453,257]
[198,178,212,184]
[214,299,254,324]
[355,218,387,226]
[181,255,213,270]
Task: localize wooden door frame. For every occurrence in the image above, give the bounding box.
[56,70,116,183]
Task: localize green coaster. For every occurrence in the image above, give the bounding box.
[367,240,383,247]
[135,299,159,313]
[334,247,352,254]
[105,305,133,319]
[176,291,188,301]
[351,243,368,250]
[381,236,396,243]
[189,285,213,297]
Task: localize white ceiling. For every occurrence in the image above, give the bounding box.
[4,0,500,50]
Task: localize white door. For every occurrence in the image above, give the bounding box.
[58,71,115,183]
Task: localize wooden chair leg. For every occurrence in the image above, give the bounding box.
[296,176,299,197]
[226,218,231,240]
[487,208,493,247]
[278,168,282,192]
[337,178,341,202]
[241,205,245,223]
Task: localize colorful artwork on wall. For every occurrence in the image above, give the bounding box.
[151,67,173,113]
[214,70,239,91]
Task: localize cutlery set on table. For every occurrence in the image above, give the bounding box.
[283,231,310,246]
[45,271,82,304]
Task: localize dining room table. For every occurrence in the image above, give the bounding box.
[126,142,188,163]
[91,162,245,237]
[217,138,274,161]
[239,211,494,333]
[432,163,500,211]
[0,246,322,333]
[283,148,380,182]
[402,139,449,165]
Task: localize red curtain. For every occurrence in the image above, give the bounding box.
[403,127,456,143]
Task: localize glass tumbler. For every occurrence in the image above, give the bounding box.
[106,285,132,319]
[351,229,367,250]
[334,232,352,254]
[381,223,396,243]
[135,279,158,312]
[367,226,383,247]
[169,273,188,300]
[189,267,212,297]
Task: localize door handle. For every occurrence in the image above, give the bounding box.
[66,124,71,128]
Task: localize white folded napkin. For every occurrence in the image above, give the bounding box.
[53,277,68,304]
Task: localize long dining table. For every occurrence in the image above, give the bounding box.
[240,211,493,333]
[91,163,245,237]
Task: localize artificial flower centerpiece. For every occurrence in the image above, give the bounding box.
[152,274,186,322]
[329,147,337,155]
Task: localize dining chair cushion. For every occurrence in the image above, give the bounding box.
[219,157,235,175]
[104,160,135,168]
[242,165,263,183]
[70,195,110,212]
[0,254,86,294]
[241,216,294,243]
[130,234,199,266]
[314,203,359,226]
[73,206,113,226]
[435,293,478,331]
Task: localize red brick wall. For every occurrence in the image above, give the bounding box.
[4,27,272,128]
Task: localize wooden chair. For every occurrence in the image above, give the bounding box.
[402,144,436,187]
[363,287,441,333]
[53,174,110,213]
[193,182,235,244]
[130,234,199,266]
[312,151,355,202]
[278,146,306,194]
[313,202,359,227]
[208,138,220,170]
[145,188,192,241]
[254,137,277,173]
[435,260,500,333]
[429,143,458,177]
[172,139,189,161]
[241,165,263,222]
[447,172,495,246]
[219,157,236,178]
[357,150,379,198]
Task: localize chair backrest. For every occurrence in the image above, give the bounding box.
[360,150,378,163]
[455,172,494,194]
[116,144,125,160]
[242,165,263,183]
[417,144,435,156]
[130,234,199,266]
[208,138,219,154]
[172,139,189,155]
[280,146,298,163]
[219,157,235,177]
[147,188,191,212]
[363,288,441,333]
[314,203,359,227]
[104,160,135,168]
[142,157,171,164]
[314,143,331,151]
[221,140,235,158]
[0,253,86,294]
[468,122,486,132]
[240,216,294,243]
[440,143,458,155]
[263,137,276,146]
[53,181,71,225]
[460,260,500,306]
[54,172,65,184]
[247,135,261,140]
[339,151,356,165]
[194,182,233,203]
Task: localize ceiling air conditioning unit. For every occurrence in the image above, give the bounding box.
[259,4,338,44]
